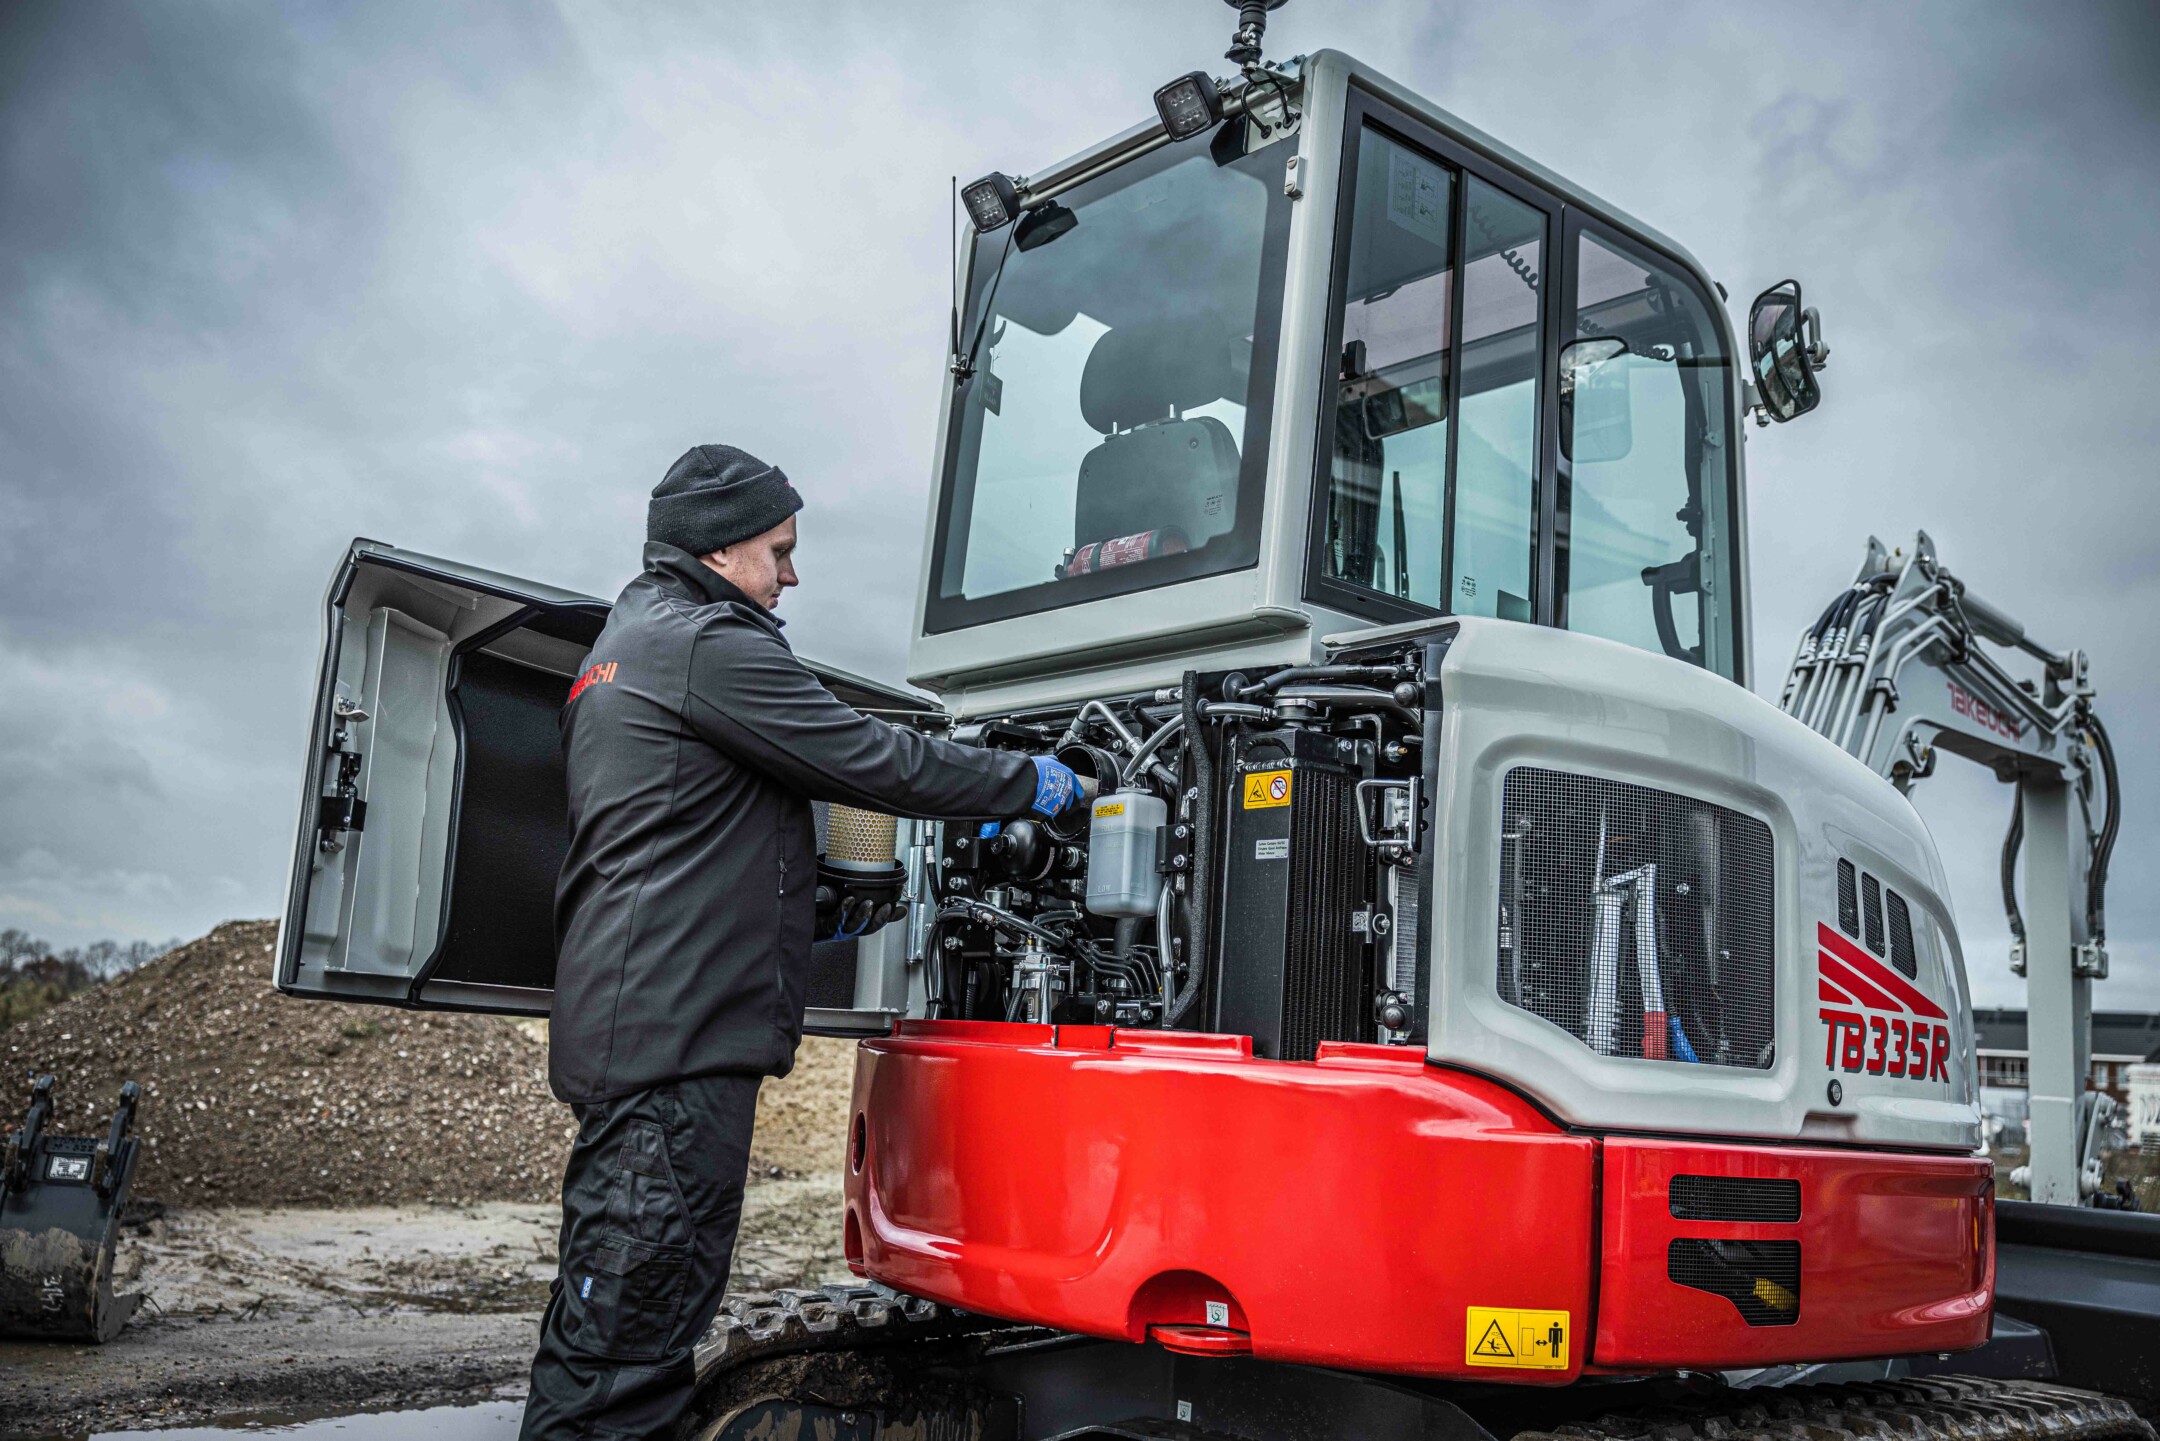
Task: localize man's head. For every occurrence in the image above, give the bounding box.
[703,514,798,610]
[648,444,806,610]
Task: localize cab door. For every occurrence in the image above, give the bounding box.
[275,539,930,1036]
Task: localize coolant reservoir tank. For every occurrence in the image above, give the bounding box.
[1085,789,1167,918]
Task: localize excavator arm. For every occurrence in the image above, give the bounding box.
[1779,531,2123,1206]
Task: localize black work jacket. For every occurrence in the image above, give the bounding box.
[550,543,1033,1102]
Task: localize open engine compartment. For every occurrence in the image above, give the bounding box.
[916,642,1432,1060]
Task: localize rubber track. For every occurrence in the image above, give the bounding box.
[688,1284,1014,1380]
[1515,1377,2156,1441]
[691,1300,2156,1441]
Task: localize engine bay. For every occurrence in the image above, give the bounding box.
[902,639,1434,1060]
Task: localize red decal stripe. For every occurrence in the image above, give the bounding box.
[1819,978,1854,1006]
[1818,923,1947,1019]
[1819,952,1903,1014]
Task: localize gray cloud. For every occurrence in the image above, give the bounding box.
[1,1,2154,1016]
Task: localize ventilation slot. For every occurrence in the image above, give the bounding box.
[1886,889,1917,979]
[1836,858,1859,937]
[1496,768,1775,1069]
[1668,1238,1800,1326]
[1861,872,1885,955]
[1669,1175,1800,1223]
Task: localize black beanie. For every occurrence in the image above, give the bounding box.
[647,444,804,555]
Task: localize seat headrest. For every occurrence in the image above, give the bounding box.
[1079,315,1241,434]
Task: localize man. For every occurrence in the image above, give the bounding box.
[522,444,1079,1439]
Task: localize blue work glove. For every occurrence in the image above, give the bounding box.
[1028,755,1081,818]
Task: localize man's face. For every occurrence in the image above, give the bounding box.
[701,515,800,611]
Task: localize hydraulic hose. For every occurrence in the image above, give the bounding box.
[2087,713,2119,943]
[2001,777,2027,951]
[1235,664,1402,697]
[1170,670,1213,1026]
[1269,685,1421,723]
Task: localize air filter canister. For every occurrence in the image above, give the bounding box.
[820,803,899,874]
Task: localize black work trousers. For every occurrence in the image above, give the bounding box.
[521,1073,760,1440]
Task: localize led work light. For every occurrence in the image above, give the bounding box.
[960,172,1020,233]
[1153,71,1222,141]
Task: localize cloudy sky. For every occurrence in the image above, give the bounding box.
[1,1,2155,1010]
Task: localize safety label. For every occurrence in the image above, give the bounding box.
[1464,1306,1569,1370]
[1094,800,1126,819]
[1242,770,1293,809]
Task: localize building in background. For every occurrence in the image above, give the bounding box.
[1971,1009,2160,1150]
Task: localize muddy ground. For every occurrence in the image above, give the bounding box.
[0,924,863,1436]
[0,1175,850,1435]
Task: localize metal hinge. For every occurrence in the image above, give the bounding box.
[1284,154,1304,199]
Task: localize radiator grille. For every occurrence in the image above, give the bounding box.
[1836,858,1859,937]
[1669,1175,1801,1223]
[1668,1238,1800,1326]
[1282,765,1368,1061]
[1497,768,1775,1069]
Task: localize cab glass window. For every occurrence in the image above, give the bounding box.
[926,134,1295,634]
[1449,178,1544,622]
[1317,123,1545,621]
[1322,127,1454,606]
[1561,231,1738,675]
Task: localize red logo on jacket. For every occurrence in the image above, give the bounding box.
[1817,922,1950,1081]
[567,661,617,705]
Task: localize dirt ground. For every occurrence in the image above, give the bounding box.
[0,1176,852,1435]
[0,919,864,1435]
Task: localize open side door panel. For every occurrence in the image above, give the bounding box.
[276,539,936,1035]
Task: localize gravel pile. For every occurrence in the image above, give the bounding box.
[0,920,862,1209]
[1,920,573,1208]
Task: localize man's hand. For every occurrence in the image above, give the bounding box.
[814,859,906,941]
[1029,755,1084,819]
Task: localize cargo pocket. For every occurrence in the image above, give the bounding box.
[569,1234,689,1363]
[570,1116,693,1362]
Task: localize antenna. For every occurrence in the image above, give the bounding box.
[1224,0,1290,68]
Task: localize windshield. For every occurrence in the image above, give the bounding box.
[925,132,1295,633]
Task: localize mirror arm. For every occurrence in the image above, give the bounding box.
[1801,306,1831,369]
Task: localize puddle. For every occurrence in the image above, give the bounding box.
[61,1399,526,1439]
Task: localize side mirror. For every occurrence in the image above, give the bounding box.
[1747,279,1829,424]
[1559,336,1633,464]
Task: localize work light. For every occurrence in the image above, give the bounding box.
[960,172,1020,233]
[1153,71,1221,141]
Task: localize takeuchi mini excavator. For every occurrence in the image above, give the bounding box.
[270,6,2159,1438]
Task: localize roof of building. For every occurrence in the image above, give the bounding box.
[1970,1009,2160,1062]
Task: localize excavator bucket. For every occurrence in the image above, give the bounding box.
[0,1073,145,1342]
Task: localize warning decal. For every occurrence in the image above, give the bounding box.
[1464,1306,1569,1370]
[1242,770,1293,809]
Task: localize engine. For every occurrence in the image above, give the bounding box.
[917,644,1430,1060]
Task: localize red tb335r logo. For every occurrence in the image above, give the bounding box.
[1817,922,1951,1082]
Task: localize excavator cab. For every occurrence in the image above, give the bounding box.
[914,53,1753,709]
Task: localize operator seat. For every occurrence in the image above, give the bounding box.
[1072,316,1245,558]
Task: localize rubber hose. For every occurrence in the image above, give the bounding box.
[2001,776,2026,947]
[2088,713,2119,942]
[1170,670,1213,1026]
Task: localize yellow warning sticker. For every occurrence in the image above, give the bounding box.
[1464,1306,1569,1370]
[1094,801,1126,818]
[1242,770,1293,809]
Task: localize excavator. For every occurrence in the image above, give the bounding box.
[26,0,2145,1432]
